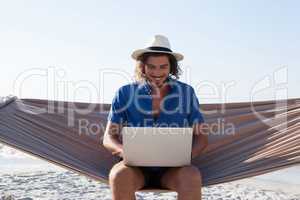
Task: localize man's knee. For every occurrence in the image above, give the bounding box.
[109,165,134,184]
[175,166,202,189]
[109,163,144,189]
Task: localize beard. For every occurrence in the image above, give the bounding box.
[147,77,169,89]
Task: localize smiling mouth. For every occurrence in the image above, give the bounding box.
[151,76,164,81]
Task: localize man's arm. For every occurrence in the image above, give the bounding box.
[102,121,124,157]
[191,123,208,159]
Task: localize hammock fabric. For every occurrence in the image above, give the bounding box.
[0,96,299,188]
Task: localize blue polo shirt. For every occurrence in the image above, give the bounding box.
[107,78,204,127]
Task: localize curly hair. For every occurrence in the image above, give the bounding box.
[134,52,182,81]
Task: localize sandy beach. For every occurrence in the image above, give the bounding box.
[0,145,300,200]
[1,169,300,200]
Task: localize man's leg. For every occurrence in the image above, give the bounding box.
[109,161,145,200]
[160,165,202,200]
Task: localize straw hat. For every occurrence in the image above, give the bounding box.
[131,35,184,61]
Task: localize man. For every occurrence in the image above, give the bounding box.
[103,35,208,200]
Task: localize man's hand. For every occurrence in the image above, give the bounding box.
[102,121,124,157]
[112,146,124,158]
[191,123,208,159]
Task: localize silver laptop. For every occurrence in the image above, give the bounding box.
[121,127,193,167]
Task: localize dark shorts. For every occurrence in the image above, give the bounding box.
[139,166,170,189]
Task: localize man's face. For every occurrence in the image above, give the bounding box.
[144,55,171,88]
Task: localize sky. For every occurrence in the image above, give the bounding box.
[0,0,299,104]
[0,0,299,186]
